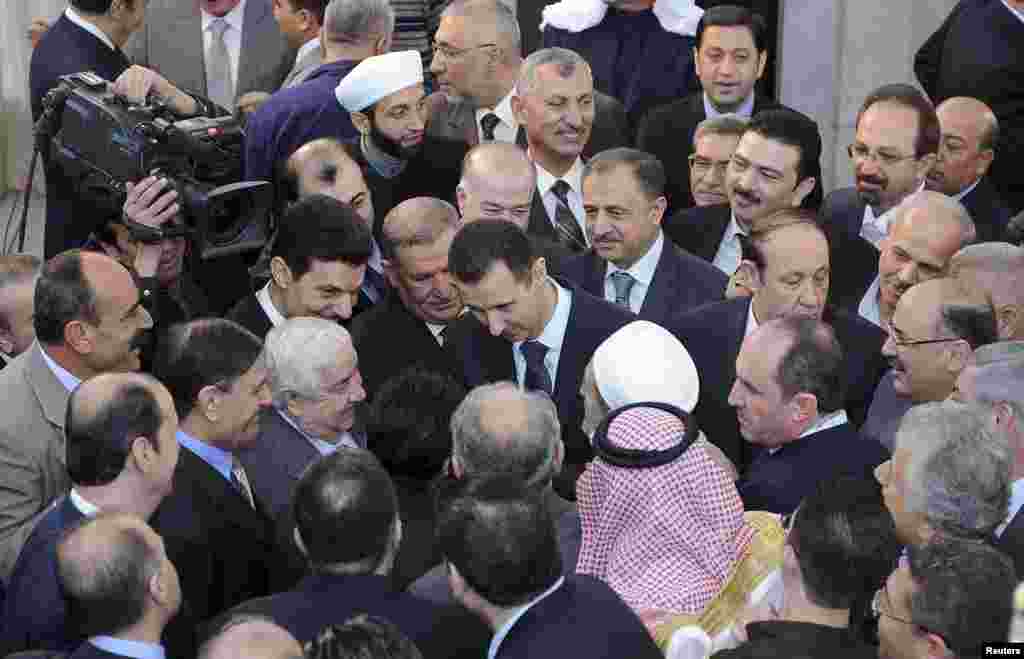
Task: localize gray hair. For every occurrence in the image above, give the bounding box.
[264,318,355,408]
[450,382,560,488]
[324,0,395,44]
[517,47,591,98]
[442,0,521,57]
[693,114,750,146]
[896,401,1011,539]
[891,191,977,249]
[968,356,1024,422]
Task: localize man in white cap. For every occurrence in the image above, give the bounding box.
[335,50,467,229]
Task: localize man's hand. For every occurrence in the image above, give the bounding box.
[123,177,180,278]
[236,91,272,117]
[28,18,50,48]
[112,66,199,115]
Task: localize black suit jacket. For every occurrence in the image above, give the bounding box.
[819,187,868,242]
[667,298,888,471]
[961,176,1012,242]
[636,93,784,214]
[997,507,1024,580]
[559,239,726,325]
[149,446,286,624]
[714,620,878,659]
[663,203,733,263]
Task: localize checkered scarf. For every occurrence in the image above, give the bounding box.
[576,407,756,616]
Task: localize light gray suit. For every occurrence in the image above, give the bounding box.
[0,343,72,581]
[281,43,322,89]
[126,0,295,103]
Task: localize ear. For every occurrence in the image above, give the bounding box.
[995,304,1020,340]
[791,176,816,207]
[270,256,293,290]
[976,147,995,177]
[129,435,154,474]
[197,384,221,423]
[148,567,169,608]
[790,392,819,425]
[510,94,526,126]
[63,319,93,354]
[351,110,372,137]
[0,329,14,356]
[650,196,667,226]
[735,260,762,294]
[382,258,400,290]
[531,256,548,286]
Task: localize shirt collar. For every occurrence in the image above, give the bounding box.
[607,231,663,287]
[64,7,117,52]
[515,278,571,354]
[89,637,165,659]
[40,346,82,393]
[275,408,359,455]
[201,0,247,33]
[744,299,760,338]
[475,87,518,131]
[177,429,234,482]
[487,576,565,659]
[703,91,756,119]
[861,184,924,247]
[997,478,1024,537]
[858,275,883,329]
[953,177,983,202]
[297,37,321,63]
[425,321,447,345]
[723,211,749,241]
[257,281,289,327]
[69,489,101,517]
[1002,1,1024,24]
[534,157,585,198]
[798,409,849,438]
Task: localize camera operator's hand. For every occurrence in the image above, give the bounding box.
[236,92,272,118]
[112,66,199,116]
[28,18,50,48]
[124,176,181,279]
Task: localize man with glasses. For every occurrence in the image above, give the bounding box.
[875,534,1014,659]
[688,114,748,208]
[820,84,940,248]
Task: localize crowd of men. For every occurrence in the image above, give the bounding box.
[2,0,1024,657]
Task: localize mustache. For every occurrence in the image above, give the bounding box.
[732,187,760,204]
[857,174,886,187]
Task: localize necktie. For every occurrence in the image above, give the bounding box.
[230,459,255,509]
[206,18,234,109]
[363,267,387,304]
[480,113,501,142]
[549,180,587,252]
[438,325,448,347]
[520,340,552,395]
[609,271,636,310]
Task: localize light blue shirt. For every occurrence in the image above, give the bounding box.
[604,231,663,313]
[176,429,233,483]
[487,576,565,659]
[276,408,360,455]
[513,279,572,390]
[712,213,746,276]
[40,345,81,392]
[89,636,165,659]
[858,276,883,329]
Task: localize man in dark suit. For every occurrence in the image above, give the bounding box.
[230,449,490,657]
[149,318,285,624]
[446,221,634,496]
[914,0,1024,215]
[227,195,374,338]
[818,84,939,247]
[351,198,463,402]
[926,97,1012,242]
[669,214,888,471]
[637,5,781,214]
[427,0,630,158]
[0,255,41,369]
[562,148,726,323]
[409,383,580,604]
[439,477,662,659]
[274,0,327,89]
[57,514,182,659]
[729,317,889,514]
[2,373,186,656]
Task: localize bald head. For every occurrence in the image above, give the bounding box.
[893,190,976,247]
[457,143,536,229]
[928,97,999,197]
[200,617,302,659]
[283,138,374,226]
[441,0,521,61]
[381,197,460,261]
[952,242,1024,340]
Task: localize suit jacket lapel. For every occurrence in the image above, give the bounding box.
[639,242,675,323]
[552,288,583,415]
[581,252,608,299]
[26,344,70,435]
[181,446,273,538]
[528,195,557,240]
[700,205,732,262]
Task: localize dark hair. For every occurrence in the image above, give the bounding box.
[436,476,561,607]
[152,319,264,419]
[290,0,330,25]
[745,109,824,209]
[581,148,666,200]
[448,221,537,285]
[737,209,827,275]
[33,250,100,344]
[293,449,398,569]
[66,378,164,486]
[695,4,768,52]
[941,304,998,350]
[57,515,159,637]
[273,194,373,279]
[906,536,1016,656]
[306,615,423,659]
[774,317,845,413]
[789,475,900,610]
[368,368,466,482]
[70,0,120,14]
[856,83,941,158]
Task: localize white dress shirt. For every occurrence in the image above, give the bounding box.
[604,231,664,313]
[256,281,288,328]
[703,91,756,120]
[766,410,850,456]
[474,88,519,143]
[534,156,588,244]
[743,300,760,339]
[858,275,883,329]
[860,184,923,247]
[40,346,81,392]
[425,321,447,346]
[487,577,566,659]
[69,489,100,517]
[65,7,116,51]
[513,279,572,390]
[997,478,1024,537]
[712,213,747,276]
[201,0,248,90]
[1003,0,1024,24]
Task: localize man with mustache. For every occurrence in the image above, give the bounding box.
[819,84,940,248]
[334,50,466,230]
[560,147,727,325]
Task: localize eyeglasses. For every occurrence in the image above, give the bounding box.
[887,335,963,348]
[688,154,731,178]
[431,40,496,60]
[847,143,917,167]
[871,585,954,650]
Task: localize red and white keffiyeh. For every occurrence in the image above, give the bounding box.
[576,407,755,616]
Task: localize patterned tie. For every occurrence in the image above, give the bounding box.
[362,267,387,304]
[206,18,234,109]
[549,180,587,252]
[609,271,636,310]
[480,113,501,142]
[520,340,552,395]
[230,458,255,509]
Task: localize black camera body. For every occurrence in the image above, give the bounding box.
[37,71,272,259]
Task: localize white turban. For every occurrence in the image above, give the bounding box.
[540,0,703,36]
[335,50,424,112]
[591,320,699,413]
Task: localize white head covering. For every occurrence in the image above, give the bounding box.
[335,50,424,112]
[591,320,699,413]
[540,0,703,36]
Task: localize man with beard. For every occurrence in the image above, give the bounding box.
[334,50,466,232]
[820,84,940,248]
